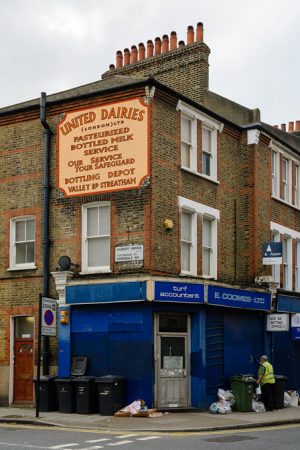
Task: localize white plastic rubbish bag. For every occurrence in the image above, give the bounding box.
[252,399,266,413]
[284,392,291,408]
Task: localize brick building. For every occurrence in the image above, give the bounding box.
[0,22,300,409]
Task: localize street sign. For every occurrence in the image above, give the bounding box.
[263,242,282,265]
[41,297,57,336]
[267,313,289,331]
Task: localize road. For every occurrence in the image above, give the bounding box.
[0,423,299,449]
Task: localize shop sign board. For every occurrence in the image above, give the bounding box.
[263,242,282,265]
[41,297,57,336]
[115,244,144,262]
[266,314,289,332]
[155,282,205,303]
[207,285,271,311]
[57,98,150,197]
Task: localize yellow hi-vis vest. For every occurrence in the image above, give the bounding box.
[261,361,275,385]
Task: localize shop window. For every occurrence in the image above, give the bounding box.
[9,217,35,270]
[82,202,110,273]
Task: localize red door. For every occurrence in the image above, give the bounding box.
[13,338,34,403]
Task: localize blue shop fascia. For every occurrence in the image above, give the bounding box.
[55,276,272,410]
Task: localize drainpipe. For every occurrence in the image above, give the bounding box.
[40,92,52,375]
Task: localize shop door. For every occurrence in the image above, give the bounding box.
[13,317,34,403]
[155,313,190,408]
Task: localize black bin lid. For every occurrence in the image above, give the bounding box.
[71,356,87,376]
[95,375,125,383]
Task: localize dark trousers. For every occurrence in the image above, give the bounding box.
[261,383,275,411]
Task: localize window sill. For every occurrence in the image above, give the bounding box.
[180,167,219,185]
[271,195,300,211]
[7,265,37,272]
[79,269,112,275]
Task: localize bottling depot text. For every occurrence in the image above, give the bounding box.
[58,100,149,196]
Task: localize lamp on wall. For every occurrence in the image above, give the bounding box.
[163,219,174,230]
[57,255,74,271]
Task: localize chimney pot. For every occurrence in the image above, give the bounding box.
[196,22,204,42]
[288,121,294,132]
[109,64,115,70]
[296,121,300,131]
[155,37,161,55]
[273,124,278,129]
[131,45,138,64]
[116,50,123,68]
[123,48,130,66]
[187,25,194,44]
[147,39,154,58]
[178,40,185,48]
[170,31,177,50]
[162,34,169,53]
[281,123,286,132]
[138,42,146,61]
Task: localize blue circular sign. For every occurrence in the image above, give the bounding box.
[44,309,54,326]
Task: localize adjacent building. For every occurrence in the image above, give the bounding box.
[1,22,300,408]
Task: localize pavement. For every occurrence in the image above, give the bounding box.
[1,405,300,432]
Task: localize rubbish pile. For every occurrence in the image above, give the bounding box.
[114,399,162,418]
[209,389,235,414]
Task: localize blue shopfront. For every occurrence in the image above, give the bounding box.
[273,294,300,389]
[57,280,272,410]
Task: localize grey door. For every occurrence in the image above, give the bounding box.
[155,314,190,408]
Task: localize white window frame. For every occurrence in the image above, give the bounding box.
[177,100,223,183]
[9,216,36,271]
[294,164,300,208]
[272,231,281,285]
[180,113,197,171]
[282,235,293,291]
[282,157,289,202]
[271,222,300,291]
[270,141,300,209]
[271,150,279,197]
[179,196,219,279]
[296,241,300,292]
[202,216,216,277]
[180,209,197,275]
[81,202,111,274]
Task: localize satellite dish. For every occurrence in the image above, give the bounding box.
[58,255,72,271]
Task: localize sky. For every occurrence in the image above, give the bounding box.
[1,0,299,126]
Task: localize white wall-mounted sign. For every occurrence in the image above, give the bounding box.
[41,297,57,336]
[267,313,289,332]
[115,244,144,262]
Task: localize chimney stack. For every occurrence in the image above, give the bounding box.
[296,121,300,131]
[288,121,294,132]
